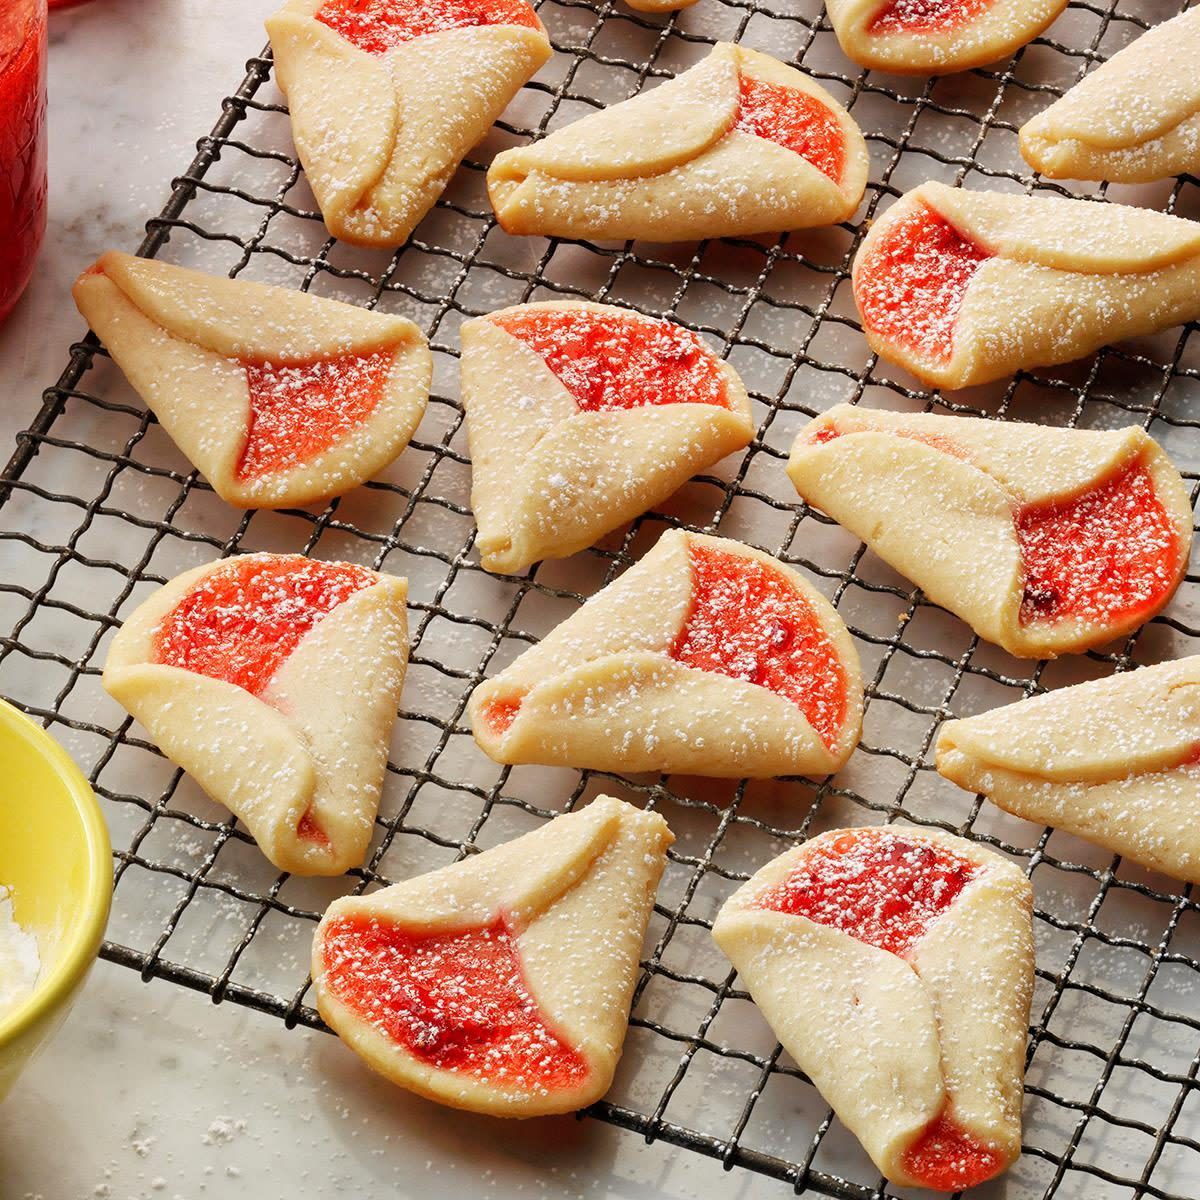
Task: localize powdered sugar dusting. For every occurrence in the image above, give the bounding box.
[319,915,589,1089]
[854,202,992,366]
[869,0,992,35]
[491,307,729,413]
[0,886,39,1016]
[671,541,848,751]
[154,556,377,697]
[1017,462,1181,628]
[753,828,981,957]
[238,350,395,482]
[734,76,846,183]
[315,0,540,54]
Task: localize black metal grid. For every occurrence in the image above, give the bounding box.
[2,0,1200,1195]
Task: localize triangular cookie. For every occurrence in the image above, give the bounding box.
[266,0,551,247]
[713,826,1033,1191]
[787,405,1192,658]
[73,252,431,509]
[487,43,868,241]
[104,553,409,876]
[852,182,1200,388]
[938,656,1200,882]
[462,301,755,573]
[1021,8,1200,183]
[311,796,672,1115]
[827,0,1065,74]
[469,529,864,777]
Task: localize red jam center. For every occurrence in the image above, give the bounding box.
[237,351,394,482]
[482,696,522,735]
[901,1115,1004,1191]
[754,829,980,957]
[315,0,540,53]
[154,557,377,697]
[319,916,590,1087]
[297,810,332,846]
[1017,463,1180,628]
[671,544,847,752]
[854,205,992,367]
[734,77,845,185]
[492,309,731,414]
[0,8,47,326]
[802,421,968,461]
[869,0,993,34]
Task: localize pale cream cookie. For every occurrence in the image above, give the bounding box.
[487,43,869,242]
[852,181,1200,389]
[827,0,1065,74]
[461,300,754,574]
[267,0,551,247]
[73,252,431,509]
[104,554,409,876]
[1021,8,1200,183]
[938,656,1200,883]
[787,405,1192,658]
[468,529,864,778]
[713,826,1034,1191]
[311,795,672,1116]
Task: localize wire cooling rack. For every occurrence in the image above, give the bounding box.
[2,0,1200,1195]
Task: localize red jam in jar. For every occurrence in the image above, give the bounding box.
[0,0,46,325]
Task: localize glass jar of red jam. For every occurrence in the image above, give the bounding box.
[0,0,47,326]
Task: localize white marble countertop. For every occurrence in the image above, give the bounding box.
[0,3,784,1196]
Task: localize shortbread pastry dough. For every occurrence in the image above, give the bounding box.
[487,44,869,241]
[828,0,1065,74]
[267,0,551,247]
[461,301,754,573]
[713,826,1033,1191]
[312,796,672,1115]
[1021,8,1200,182]
[469,529,864,777]
[938,657,1200,882]
[787,405,1191,658]
[73,252,431,509]
[852,181,1200,389]
[104,554,409,876]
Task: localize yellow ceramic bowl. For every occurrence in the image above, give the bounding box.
[0,698,111,1100]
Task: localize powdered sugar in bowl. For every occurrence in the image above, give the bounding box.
[0,698,110,1100]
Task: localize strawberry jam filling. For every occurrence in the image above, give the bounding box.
[319,915,589,1087]
[854,204,992,367]
[802,420,967,461]
[734,76,845,185]
[154,557,377,697]
[671,543,847,752]
[754,828,979,958]
[757,830,1000,1189]
[237,350,394,482]
[1017,463,1180,628]
[804,425,1180,630]
[297,810,332,847]
[869,0,993,34]
[481,696,522,735]
[902,1115,1004,1191]
[315,0,540,53]
[492,308,731,414]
